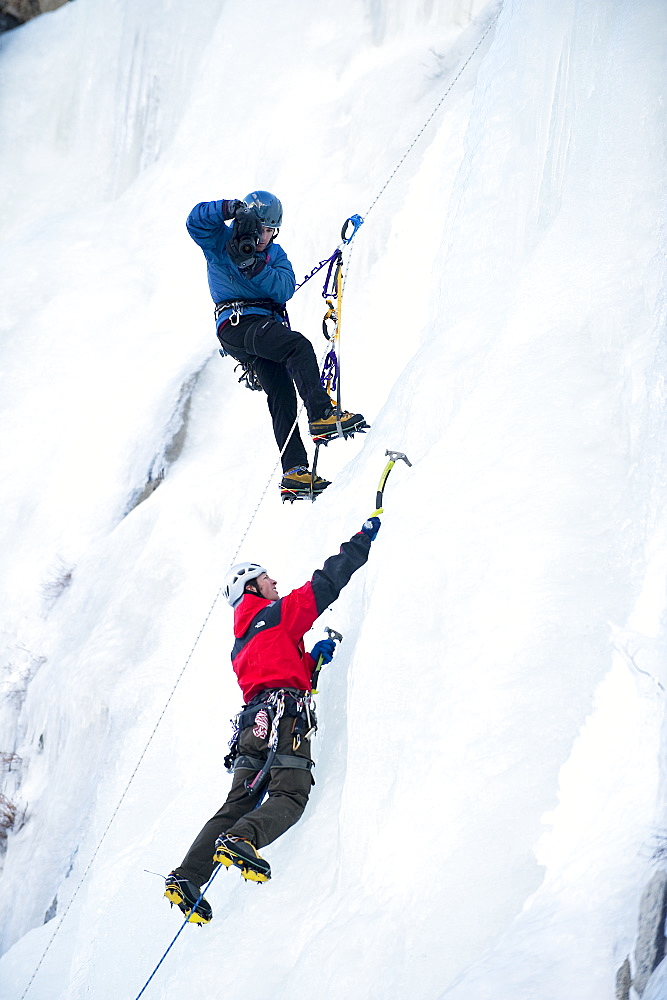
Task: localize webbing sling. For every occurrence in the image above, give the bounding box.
[233,753,314,773]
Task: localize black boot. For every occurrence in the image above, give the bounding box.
[280,466,330,501]
[164,872,212,924]
[308,408,368,442]
[213,834,271,882]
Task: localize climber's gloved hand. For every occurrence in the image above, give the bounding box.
[233,206,262,239]
[360,516,381,541]
[310,638,336,664]
[223,199,244,220]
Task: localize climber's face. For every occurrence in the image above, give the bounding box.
[256,572,279,601]
[257,226,277,251]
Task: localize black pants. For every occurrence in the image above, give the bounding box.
[174,714,314,888]
[218,315,332,473]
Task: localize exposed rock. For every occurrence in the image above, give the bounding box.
[615,957,632,1000]
[0,0,70,31]
[124,369,201,515]
[0,10,21,30]
[634,872,667,995]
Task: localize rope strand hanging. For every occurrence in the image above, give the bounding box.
[18,8,504,995]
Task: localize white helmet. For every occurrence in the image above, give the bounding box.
[224,562,267,608]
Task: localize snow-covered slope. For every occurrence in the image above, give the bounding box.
[0,1,666,998]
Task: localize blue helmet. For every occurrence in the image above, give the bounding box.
[244,190,283,228]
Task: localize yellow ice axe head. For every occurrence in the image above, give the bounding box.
[372,450,412,516]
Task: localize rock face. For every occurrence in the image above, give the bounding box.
[0,0,70,31]
[616,872,667,998]
[615,958,632,1000]
[634,872,667,996]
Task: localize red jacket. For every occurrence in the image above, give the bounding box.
[231,532,371,703]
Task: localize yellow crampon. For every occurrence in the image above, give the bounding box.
[213,839,271,882]
[164,886,210,924]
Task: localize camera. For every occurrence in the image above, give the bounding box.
[235,207,260,255]
[238,234,258,255]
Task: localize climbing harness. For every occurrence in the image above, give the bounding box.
[219,214,367,494]
[372,450,412,516]
[224,689,317,792]
[311,626,343,694]
[214,298,288,326]
[215,298,287,394]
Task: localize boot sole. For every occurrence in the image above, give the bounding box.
[280,486,328,503]
[310,421,369,443]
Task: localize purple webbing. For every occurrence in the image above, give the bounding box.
[294,249,340,293]
[320,349,339,391]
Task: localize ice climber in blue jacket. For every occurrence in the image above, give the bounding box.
[186,191,367,499]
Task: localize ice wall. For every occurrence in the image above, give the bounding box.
[0,1,665,998]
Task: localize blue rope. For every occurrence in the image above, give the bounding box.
[133,865,224,1000]
[19,12,505,994]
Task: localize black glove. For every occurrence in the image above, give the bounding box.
[234,206,262,242]
[227,208,263,271]
[360,516,381,541]
[223,198,244,220]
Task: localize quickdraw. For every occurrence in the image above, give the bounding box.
[233,360,263,392]
[341,214,364,243]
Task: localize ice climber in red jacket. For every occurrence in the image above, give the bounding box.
[164,516,381,924]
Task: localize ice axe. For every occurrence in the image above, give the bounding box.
[311,626,343,694]
[371,450,412,516]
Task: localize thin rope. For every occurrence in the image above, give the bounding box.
[362,3,503,223]
[17,587,229,999]
[19,11,503,996]
[19,341,328,996]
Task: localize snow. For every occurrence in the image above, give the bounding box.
[0,0,666,998]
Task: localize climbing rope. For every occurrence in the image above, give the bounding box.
[132,866,225,1000]
[19,10,503,996]
[362,4,503,223]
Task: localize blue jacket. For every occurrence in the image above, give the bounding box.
[186,200,296,329]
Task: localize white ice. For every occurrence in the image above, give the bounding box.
[0,1,666,998]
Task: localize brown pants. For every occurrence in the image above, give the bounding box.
[174,714,314,888]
